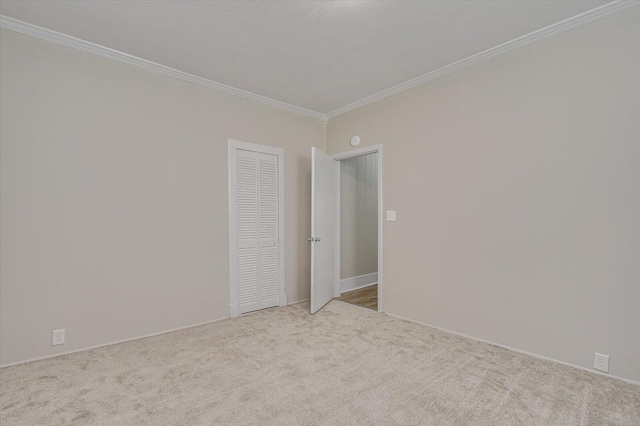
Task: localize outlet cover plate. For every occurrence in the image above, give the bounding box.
[52,329,65,346]
[594,352,609,373]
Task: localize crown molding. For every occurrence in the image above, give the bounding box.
[0,15,328,122]
[325,0,640,119]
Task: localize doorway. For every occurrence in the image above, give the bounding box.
[310,145,383,314]
[335,152,379,311]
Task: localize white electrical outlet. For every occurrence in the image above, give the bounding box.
[52,329,65,346]
[594,352,609,373]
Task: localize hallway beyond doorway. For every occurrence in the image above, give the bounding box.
[337,285,378,311]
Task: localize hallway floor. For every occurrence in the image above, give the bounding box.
[337,284,378,311]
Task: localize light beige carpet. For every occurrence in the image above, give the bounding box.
[1,300,638,425]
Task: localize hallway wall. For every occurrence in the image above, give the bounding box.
[340,153,378,280]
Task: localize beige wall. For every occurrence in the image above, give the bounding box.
[340,153,378,279]
[327,8,640,382]
[0,29,322,365]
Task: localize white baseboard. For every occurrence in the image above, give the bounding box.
[279,294,287,307]
[385,312,640,387]
[229,304,239,318]
[0,316,228,369]
[287,298,310,305]
[341,272,378,293]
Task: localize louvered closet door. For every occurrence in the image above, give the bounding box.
[236,150,260,314]
[235,149,280,314]
[257,153,280,309]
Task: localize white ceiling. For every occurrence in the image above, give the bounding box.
[0,1,612,115]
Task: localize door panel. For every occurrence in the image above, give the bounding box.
[311,147,336,314]
[236,150,260,314]
[257,153,280,309]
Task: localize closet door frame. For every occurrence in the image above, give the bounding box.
[228,139,285,318]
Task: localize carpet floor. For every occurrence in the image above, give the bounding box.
[1,300,639,425]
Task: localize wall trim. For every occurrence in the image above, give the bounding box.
[0,316,228,369]
[385,312,640,387]
[325,0,640,119]
[0,15,327,122]
[229,304,239,319]
[287,298,310,305]
[341,273,378,294]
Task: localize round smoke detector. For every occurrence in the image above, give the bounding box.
[350,135,361,147]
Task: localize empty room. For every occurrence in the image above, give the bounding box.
[1,1,638,425]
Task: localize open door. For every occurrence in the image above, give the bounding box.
[310,147,336,314]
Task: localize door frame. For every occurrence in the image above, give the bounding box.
[332,144,383,313]
[228,139,286,318]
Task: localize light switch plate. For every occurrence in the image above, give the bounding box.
[386,210,396,221]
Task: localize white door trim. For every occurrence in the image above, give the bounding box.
[228,139,286,318]
[332,144,383,313]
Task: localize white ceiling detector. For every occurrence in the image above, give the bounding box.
[0,1,626,118]
[350,136,361,147]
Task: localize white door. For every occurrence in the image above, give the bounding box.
[233,148,281,315]
[310,147,336,314]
